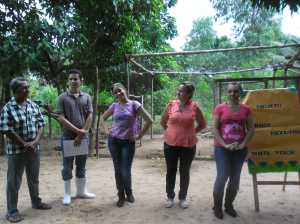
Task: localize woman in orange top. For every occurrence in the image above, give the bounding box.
[160,82,206,209]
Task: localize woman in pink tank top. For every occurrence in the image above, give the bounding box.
[160,82,206,209]
[212,82,255,219]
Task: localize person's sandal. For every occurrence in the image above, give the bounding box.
[32,202,52,210]
[6,212,24,223]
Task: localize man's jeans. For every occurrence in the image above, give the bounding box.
[213,146,247,195]
[164,143,196,200]
[108,136,135,197]
[7,152,41,214]
[61,139,87,180]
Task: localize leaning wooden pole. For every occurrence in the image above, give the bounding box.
[130,59,153,74]
[286,47,300,67]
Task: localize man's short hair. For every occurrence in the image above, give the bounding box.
[68,69,82,79]
[9,77,27,94]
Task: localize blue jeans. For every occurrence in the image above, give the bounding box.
[108,136,135,197]
[213,146,247,195]
[61,138,87,180]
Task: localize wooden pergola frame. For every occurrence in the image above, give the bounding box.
[125,43,300,212]
[125,43,300,136]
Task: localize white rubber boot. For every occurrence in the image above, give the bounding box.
[63,180,71,205]
[75,178,96,199]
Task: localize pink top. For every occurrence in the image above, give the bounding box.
[213,103,251,147]
[163,100,204,147]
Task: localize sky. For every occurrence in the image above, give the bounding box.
[168,0,300,51]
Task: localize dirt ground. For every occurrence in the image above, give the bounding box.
[0,136,300,224]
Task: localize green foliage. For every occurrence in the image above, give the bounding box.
[211,0,276,37]
[182,17,236,72]
[249,0,300,12]
[29,78,58,109]
[28,78,61,137]
[152,75,179,115]
[0,0,178,100]
[193,78,214,122]
[98,90,114,105]
[80,85,93,96]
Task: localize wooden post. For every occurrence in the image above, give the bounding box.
[89,66,99,156]
[126,58,130,95]
[48,107,52,139]
[213,81,218,107]
[140,95,144,147]
[282,171,288,191]
[252,172,260,212]
[272,69,277,88]
[298,172,300,189]
[283,68,288,87]
[0,134,4,155]
[218,82,222,104]
[264,79,268,89]
[150,75,154,139]
[95,107,101,159]
[296,78,300,104]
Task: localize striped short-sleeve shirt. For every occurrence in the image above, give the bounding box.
[0,97,45,154]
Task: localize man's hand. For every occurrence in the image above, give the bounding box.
[24,140,38,152]
[77,128,88,137]
[74,135,82,146]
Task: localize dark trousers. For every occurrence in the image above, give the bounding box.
[61,138,88,180]
[164,143,196,200]
[213,147,247,196]
[7,152,41,214]
[108,136,135,197]
[62,155,87,180]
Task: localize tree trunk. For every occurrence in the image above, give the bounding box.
[89,66,99,156]
[4,79,11,102]
[0,80,3,155]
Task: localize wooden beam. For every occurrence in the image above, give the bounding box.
[127,44,300,59]
[257,181,300,185]
[131,63,284,77]
[214,76,300,83]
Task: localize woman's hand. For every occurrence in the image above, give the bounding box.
[134,133,142,141]
[236,142,246,150]
[224,142,239,151]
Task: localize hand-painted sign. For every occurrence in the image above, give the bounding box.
[243,88,300,173]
